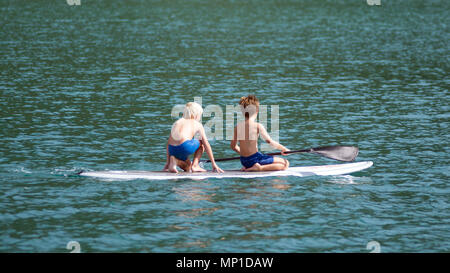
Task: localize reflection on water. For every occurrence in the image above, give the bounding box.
[327,175,373,185]
[175,207,219,219]
[170,178,294,251]
[173,240,210,250]
[172,181,217,202]
[270,178,291,190]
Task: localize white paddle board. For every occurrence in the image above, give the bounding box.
[79,161,373,180]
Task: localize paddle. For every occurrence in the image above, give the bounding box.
[203,145,359,163]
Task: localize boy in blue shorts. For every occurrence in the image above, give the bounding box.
[163,102,224,173]
[230,95,290,171]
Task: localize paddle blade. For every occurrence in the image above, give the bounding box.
[310,146,359,162]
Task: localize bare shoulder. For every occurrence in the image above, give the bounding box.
[256,122,266,130]
[193,120,204,131]
[171,118,181,128]
[174,118,184,125]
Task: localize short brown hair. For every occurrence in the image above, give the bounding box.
[239,95,259,118]
[239,95,259,108]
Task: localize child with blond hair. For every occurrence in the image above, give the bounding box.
[163,102,224,173]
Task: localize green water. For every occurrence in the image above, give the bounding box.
[1,0,449,252]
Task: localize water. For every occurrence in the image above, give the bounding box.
[1,0,449,252]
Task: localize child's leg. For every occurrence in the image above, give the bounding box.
[167,156,192,173]
[245,157,289,172]
[178,159,192,172]
[191,141,206,172]
[168,156,178,173]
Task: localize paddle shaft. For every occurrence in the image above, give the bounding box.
[203,145,359,163]
[205,148,313,163]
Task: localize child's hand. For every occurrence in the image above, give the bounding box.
[162,162,169,171]
[212,164,224,173]
[281,147,290,156]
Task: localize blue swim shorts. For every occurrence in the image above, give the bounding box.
[168,139,200,161]
[240,152,274,169]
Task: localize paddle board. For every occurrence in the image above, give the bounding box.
[79,161,373,180]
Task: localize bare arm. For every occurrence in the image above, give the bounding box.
[197,122,224,173]
[163,135,171,170]
[230,126,240,154]
[258,123,289,153]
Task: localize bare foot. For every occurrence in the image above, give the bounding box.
[168,156,178,173]
[180,160,192,172]
[240,166,247,171]
[244,163,262,172]
[191,165,207,172]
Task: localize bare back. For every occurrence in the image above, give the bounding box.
[235,119,260,157]
[168,118,201,145]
